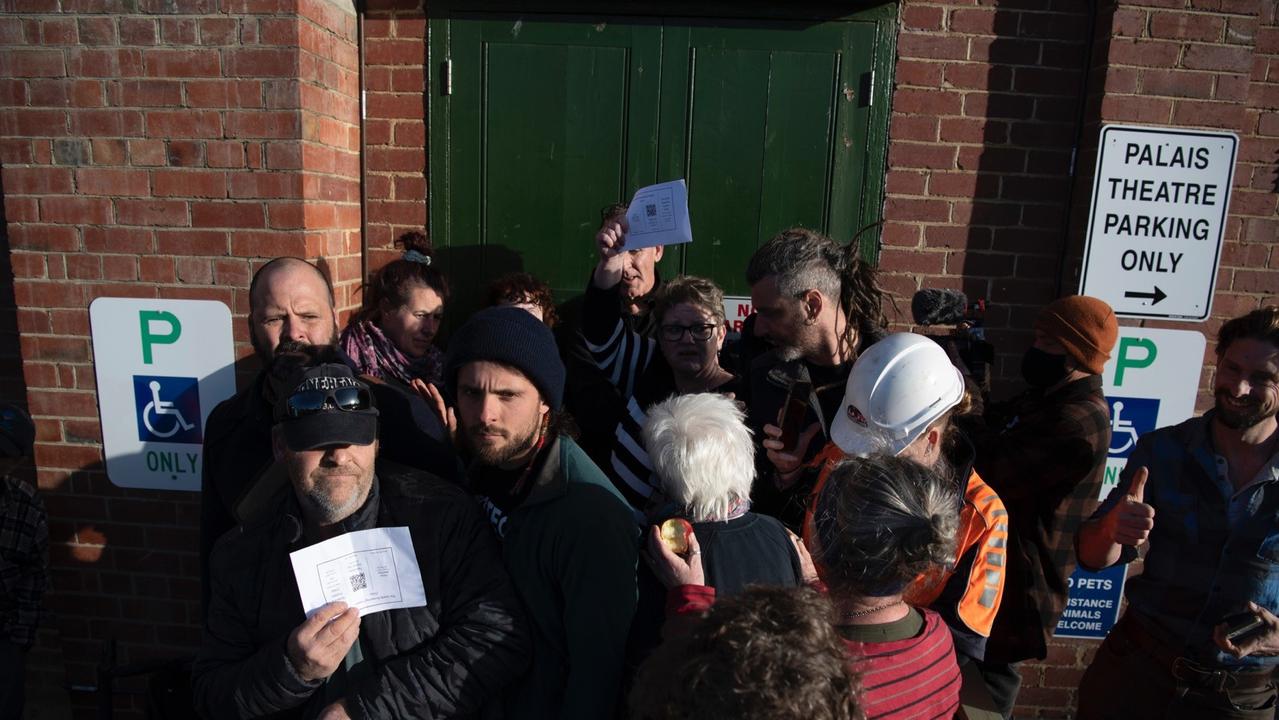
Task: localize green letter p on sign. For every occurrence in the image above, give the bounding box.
[140,310,181,364]
[1113,337,1157,387]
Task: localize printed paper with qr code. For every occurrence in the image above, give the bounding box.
[289,526,427,618]
[623,179,693,250]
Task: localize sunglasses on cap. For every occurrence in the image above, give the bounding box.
[283,386,374,419]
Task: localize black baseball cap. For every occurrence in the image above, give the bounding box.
[274,364,379,452]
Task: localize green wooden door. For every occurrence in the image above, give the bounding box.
[429,7,896,310]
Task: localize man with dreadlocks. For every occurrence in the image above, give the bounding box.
[742,227,889,531]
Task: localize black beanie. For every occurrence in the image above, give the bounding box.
[445,306,565,411]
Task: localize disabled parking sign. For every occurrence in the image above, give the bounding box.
[1055,325,1204,640]
[90,299,236,491]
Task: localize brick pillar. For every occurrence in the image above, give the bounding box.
[362,3,426,276]
[0,1,359,714]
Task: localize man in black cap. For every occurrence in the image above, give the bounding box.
[444,306,638,719]
[0,403,45,719]
[194,364,529,720]
[200,257,456,613]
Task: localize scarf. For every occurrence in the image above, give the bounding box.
[340,319,442,386]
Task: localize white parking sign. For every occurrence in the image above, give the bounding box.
[89,298,236,491]
[1079,125,1237,321]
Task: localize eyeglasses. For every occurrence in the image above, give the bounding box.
[660,323,718,342]
[284,387,373,418]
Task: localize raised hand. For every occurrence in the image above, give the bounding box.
[1105,467,1155,547]
[592,216,630,289]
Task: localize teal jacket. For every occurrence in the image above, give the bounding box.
[480,436,639,719]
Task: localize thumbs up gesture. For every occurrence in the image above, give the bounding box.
[1105,466,1156,546]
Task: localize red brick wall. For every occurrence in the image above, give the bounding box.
[0,2,359,715]
[362,4,427,278]
[881,1,1098,385]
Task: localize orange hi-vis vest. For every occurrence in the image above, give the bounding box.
[802,441,1008,637]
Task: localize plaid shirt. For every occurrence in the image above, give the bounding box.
[1092,411,1279,668]
[972,375,1111,662]
[0,474,49,647]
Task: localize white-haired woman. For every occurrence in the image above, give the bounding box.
[643,393,804,597]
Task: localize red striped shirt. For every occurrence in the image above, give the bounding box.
[841,608,961,720]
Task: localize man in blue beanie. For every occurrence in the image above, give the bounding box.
[445,306,639,719]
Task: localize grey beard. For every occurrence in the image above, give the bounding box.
[300,485,365,526]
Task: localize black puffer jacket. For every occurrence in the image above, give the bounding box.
[193,462,530,719]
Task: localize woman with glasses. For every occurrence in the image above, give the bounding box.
[340,230,449,390]
[582,219,740,517]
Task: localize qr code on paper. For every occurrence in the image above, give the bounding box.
[349,572,367,592]
[645,204,657,217]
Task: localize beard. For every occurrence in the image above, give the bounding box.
[251,322,338,365]
[461,415,544,468]
[262,339,340,404]
[1214,389,1274,430]
[295,463,374,526]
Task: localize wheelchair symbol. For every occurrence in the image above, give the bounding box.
[1109,401,1139,456]
[141,380,195,439]
[133,375,202,444]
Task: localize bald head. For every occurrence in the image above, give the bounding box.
[249,258,338,362]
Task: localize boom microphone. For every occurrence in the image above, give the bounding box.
[912,288,969,326]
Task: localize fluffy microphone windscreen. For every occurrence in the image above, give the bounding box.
[911,288,969,326]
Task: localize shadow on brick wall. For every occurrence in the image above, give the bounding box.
[0,183,73,719]
[962,5,1116,717]
[957,3,1115,393]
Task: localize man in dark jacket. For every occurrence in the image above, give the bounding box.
[445,306,639,719]
[200,257,455,613]
[193,363,528,719]
[744,228,888,531]
[970,295,1117,717]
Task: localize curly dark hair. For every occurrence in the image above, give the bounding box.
[486,272,558,328]
[356,230,450,323]
[629,586,861,720]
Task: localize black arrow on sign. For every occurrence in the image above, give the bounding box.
[1124,286,1167,305]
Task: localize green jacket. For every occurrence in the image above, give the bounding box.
[477,436,639,719]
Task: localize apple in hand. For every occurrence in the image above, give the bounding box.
[659,518,694,555]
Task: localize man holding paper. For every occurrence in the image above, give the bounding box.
[193,363,529,720]
[558,202,667,468]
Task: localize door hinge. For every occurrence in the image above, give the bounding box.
[441,59,452,96]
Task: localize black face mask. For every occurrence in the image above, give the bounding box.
[1021,347,1069,388]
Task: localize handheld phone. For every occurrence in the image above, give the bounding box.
[1222,610,1266,643]
[778,380,812,451]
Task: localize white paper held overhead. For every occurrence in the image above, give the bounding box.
[289,526,427,618]
[623,179,693,250]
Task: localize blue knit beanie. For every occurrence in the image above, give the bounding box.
[445,306,565,411]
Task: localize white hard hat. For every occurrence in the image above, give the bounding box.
[829,332,965,457]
